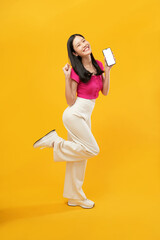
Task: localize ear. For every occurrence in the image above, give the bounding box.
[72,52,78,57]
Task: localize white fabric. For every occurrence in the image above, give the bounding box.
[53,97,99,200]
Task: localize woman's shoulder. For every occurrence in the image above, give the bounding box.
[70,67,80,83]
[95,59,102,64]
[96,59,104,71]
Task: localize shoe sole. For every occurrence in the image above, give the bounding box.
[67,202,95,209]
[33,129,56,147]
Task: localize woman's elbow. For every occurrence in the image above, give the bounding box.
[101,89,109,96]
[67,95,76,106]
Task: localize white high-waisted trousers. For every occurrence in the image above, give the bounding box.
[53,96,100,200]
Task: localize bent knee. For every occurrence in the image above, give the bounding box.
[94,145,100,156]
[87,144,100,157]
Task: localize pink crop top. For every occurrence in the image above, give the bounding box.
[70,59,104,99]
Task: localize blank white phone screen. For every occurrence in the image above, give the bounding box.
[103,48,115,66]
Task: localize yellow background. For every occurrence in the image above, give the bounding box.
[0,0,160,239]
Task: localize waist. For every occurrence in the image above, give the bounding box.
[76,96,96,103]
[72,96,96,116]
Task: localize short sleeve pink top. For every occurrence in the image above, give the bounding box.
[70,59,104,100]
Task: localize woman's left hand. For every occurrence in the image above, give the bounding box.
[104,54,116,71]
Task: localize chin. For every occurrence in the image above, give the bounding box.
[84,51,92,56]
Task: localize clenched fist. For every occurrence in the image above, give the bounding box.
[62,63,71,80]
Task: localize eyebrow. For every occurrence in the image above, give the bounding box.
[75,38,84,47]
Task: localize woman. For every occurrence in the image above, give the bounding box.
[33,33,115,209]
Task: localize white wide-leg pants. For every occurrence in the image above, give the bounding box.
[53,97,100,200]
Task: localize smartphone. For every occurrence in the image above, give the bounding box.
[102,48,116,66]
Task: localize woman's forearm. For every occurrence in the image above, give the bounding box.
[102,69,110,95]
[65,77,74,105]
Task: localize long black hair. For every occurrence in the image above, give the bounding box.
[67,34,104,83]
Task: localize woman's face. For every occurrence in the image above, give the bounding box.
[72,36,92,57]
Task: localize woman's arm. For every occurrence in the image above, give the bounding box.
[62,63,78,106]
[65,76,78,106]
[101,69,110,96]
[101,55,116,96]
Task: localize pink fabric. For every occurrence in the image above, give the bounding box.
[70,59,104,99]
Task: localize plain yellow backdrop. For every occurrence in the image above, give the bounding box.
[0,0,160,239]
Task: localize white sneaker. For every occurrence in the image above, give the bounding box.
[67,198,95,209]
[33,129,62,149]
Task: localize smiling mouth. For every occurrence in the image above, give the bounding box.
[83,46,90,52]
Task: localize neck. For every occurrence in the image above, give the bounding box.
[81,54,92,66]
